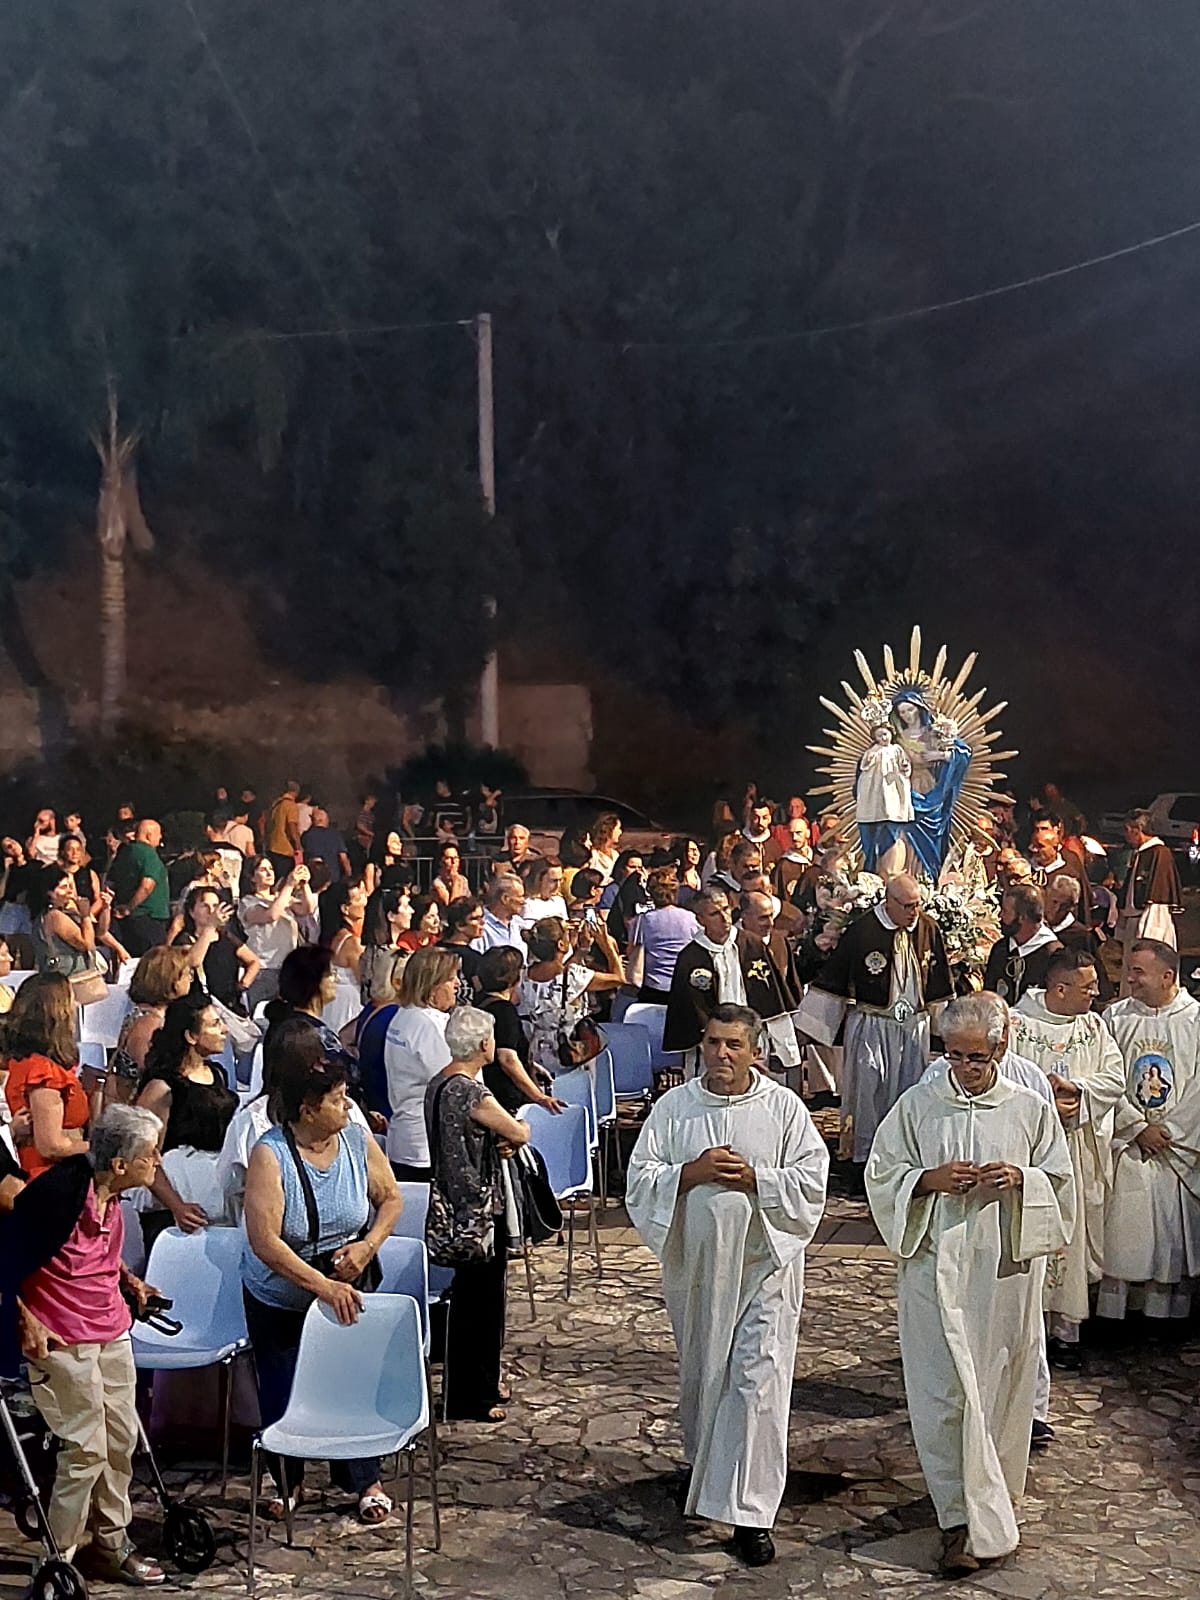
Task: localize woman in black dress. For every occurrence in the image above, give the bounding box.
[134,993,238,1248]
[475,946,562,1115]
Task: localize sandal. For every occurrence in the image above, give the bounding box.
[260,1486,306,1522]
[497,1382,513,1404]
[358,1491,393,1524]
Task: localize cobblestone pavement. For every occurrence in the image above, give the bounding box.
[5,1193,1200,1600]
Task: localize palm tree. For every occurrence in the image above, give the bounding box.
[91,383,154,739]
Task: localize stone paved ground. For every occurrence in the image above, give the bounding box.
[5,1192,1200,1600]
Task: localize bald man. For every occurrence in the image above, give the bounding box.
[796,874,954,1163]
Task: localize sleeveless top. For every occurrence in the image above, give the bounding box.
[241,1121,370,1311]
[161,1067,238,1153]
[33,915,90,978]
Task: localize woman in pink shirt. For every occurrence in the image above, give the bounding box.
[14,1104,167,1586]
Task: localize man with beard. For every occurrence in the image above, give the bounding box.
[982,883,1062,1006]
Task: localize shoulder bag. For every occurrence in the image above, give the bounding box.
[512,1143,563,1245]
[281,1124,382,1292]
[425,1078,497,1266]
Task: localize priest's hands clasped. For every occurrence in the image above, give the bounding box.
[680,1145,758,1193]
[917,1160,1024,1195]
[1135,1124,1172,1156]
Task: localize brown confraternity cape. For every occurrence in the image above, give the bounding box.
[1120,841,1182,914]
[663,928,797,1053]
[808,906,954,1017]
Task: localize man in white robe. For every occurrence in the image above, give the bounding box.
[1010,950,1127,1365]
[1100,937,1200,1321]
[866,1033,1075,1575]
[919,993,1059,1448]
[626,1003,829,1567]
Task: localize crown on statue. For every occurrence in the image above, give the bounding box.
[861,696,891,729]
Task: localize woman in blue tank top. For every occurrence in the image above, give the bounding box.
[241,1047,401,1523]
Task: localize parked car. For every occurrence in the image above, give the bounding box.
[1098,793,1200,851]
[500,789,675,860]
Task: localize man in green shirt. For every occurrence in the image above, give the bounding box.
[109,818,170,954]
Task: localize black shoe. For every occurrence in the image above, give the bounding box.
[939,1526,980,1576]
[1030,1419,1055,1451]
[672,1468,692,1514]
[732,1527,776,1567]
[1047,1337,1082,1371]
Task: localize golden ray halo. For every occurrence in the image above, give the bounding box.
[807,626,1015,870]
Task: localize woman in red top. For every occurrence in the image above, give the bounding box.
[4,972,94,1178]
[396,894,443,952]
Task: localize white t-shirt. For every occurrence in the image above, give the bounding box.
[30,835,61,867]
[384,1005,452,1166]
[238,895,299,972]
[523,895,568,924]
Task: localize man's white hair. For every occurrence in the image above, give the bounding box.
[1049,873,1081,907]
[940,992,1006,1048]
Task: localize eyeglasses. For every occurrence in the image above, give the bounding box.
[946,1049,996,1067]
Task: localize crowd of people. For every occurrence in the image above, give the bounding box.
[0,775,1195,1582]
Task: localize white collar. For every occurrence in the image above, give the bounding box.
[875,903,903,932]
[695,929,736,956]
[1010,923,1058,957]
[1050,913,1076,933]
[743,827,771,845]
[1135,836,1165,853]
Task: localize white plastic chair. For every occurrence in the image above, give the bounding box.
[591,1049,621,1189]
[78,986,131,1049]
[376,1236,441,1539]
[601,1021,654,1105]
[520,1103,599,1298]
[78,1040,109,1073]
[622,1002,682,1077]
[130,1226,250,1492]
[391,1182,453,1302]
[243,1042,265,1105]
[247,1295,436,1591]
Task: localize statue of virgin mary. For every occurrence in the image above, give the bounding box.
[888,688,971,879]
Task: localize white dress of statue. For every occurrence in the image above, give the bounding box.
[857,726,914,880]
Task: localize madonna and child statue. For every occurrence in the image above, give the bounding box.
[808,628,1015,883]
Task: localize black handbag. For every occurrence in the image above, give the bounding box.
[425,1079,497,1266]
[282,1125,382,1293]
[513,1144,563,1245]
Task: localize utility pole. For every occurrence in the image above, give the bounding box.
[476,312,500,747]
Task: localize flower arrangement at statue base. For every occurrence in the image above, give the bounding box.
[794,870,885,983]
[923,885,996,993]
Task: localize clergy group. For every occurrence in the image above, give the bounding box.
[627,932,1200,1579]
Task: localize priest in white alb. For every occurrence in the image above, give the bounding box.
[1010,948,1127,1366]
[626,1004,829,1569]
[1099,938,1200,1322]
[866,1008,1075,1577]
